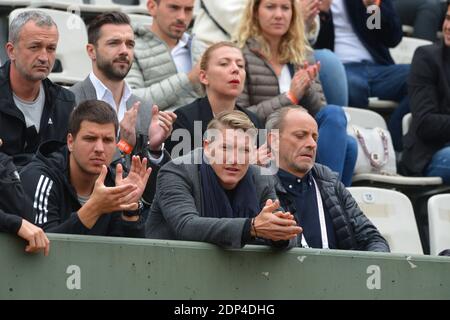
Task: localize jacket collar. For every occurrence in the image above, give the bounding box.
[136,25,194,50]
[0,61,52,124]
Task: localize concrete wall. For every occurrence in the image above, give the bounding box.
[1,233,449,299]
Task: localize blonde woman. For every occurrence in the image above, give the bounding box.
[166,42,269,162]
[235,0,357,186]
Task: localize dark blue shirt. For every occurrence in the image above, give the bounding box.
[277,169,337,249]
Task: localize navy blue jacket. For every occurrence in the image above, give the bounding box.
[275,164,389,252]
[315,0,402,65]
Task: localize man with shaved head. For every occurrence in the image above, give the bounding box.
[267,106,389,252]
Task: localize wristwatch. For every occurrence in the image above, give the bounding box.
[123,200,144,217]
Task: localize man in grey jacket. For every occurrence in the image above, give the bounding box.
[266,107,389,252]
[71,12,177,204]
[126,0,203,111]
[147,110,302,249]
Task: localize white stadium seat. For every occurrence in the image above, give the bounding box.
[427,194,450,255]
[348,187,423,255]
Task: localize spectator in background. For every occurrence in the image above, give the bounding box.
[20,100,151,237]
[0,152,49,256]
[393,0,444,42]
[401,2,450,184]
[0,10,75,168]
[71,12,177,205]
[165,42,266,161]
[192,0,349,106]
[147,110,302,248]
[301,0,349,106]
[126,0,204,111]
[267,107,390,251]
[235,0,357,187]
[315,0,409,151]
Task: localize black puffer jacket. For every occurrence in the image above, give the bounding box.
[275,164,389,252]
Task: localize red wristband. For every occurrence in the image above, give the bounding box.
[117,139,133,155]
[286,91,299,105]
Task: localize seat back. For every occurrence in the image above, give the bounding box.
[9,7,90,83]
[127,13,152,28]
[94,0,147,14]
[427,194,450,255]
[390,36,433,65]
[348,187,423,254]
[344,106,387,130]
[402,112,412,136]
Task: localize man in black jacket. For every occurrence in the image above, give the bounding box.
[315,0,409,151]
[1,152,50,255]
[401,1,450,184]
[20,100,151,237]
[266,107,389,252]
[0,10,75,168]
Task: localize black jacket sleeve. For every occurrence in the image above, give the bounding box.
[108,212,146,238]
[337,183,390,252]
[0,209,22,234]
[141,149,171,205]
[20,166,92,234]
[409,46,450,143]
[164,108,192,155]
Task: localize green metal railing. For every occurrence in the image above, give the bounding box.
[1,233,449,299]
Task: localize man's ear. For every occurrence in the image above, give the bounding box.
[5,42,15,61]
[86,43,96,61]
[67,133,74,152]
[203,138,209,153]
[147,0,157,16]
[267,130,280,153]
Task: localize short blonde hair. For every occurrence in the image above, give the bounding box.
[206,110,257,147]
[207,110,256,133]
[200,41,243,71]
[235,0,311,65]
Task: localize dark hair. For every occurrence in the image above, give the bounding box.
[87,11,131,45]
[68,100,119,137]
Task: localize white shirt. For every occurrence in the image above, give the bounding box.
[89,72,132,123]
[171,33,192,73]
[331,0,374,64]
[89,73,164,164]
[278,65,292,94]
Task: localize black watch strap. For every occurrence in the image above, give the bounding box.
[123,200,144,217]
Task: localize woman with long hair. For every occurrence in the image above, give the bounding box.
[235,0,357,186]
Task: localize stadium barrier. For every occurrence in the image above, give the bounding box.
[1,233,449,299]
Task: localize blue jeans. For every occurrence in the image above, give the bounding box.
[425,146,450,184]
[344,62,410,151]
[315,105,357,186]
[314,49,349,107]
